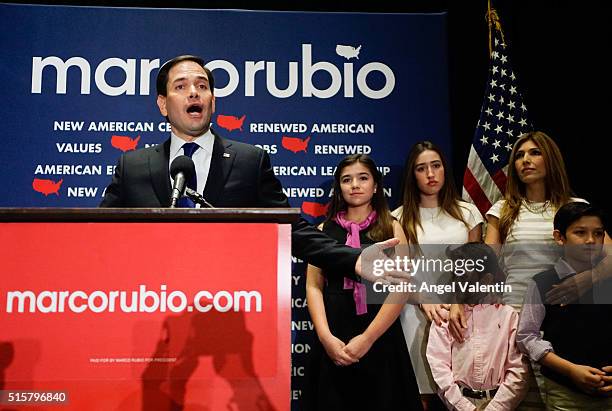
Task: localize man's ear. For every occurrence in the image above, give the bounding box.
[553,229,565,246]
[157,95,167,117]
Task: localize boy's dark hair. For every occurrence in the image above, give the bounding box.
[156,55,215,96]
[446,242,504,281]
[553,202,607,236]
[446,242,505,304]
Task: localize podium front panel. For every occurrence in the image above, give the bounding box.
[0,221,291,410]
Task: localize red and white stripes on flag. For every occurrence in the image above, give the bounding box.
[462,7,532,216]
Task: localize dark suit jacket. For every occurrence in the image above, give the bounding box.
[100,129,359,274]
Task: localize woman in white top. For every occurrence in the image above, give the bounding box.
[393,141,483,407]
[481,132,610,307]
[485,132,587,307]
[452,131,586,318]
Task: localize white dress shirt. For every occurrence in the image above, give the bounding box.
[168,130,214,197]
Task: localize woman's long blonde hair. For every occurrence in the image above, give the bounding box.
[498,131,573,241]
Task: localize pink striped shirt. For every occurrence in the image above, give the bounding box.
[426,304,529,411]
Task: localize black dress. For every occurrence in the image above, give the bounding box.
[303,221,423,411]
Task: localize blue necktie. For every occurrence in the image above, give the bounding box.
[177,142,200,208]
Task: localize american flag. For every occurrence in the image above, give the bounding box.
[462,16,533,216]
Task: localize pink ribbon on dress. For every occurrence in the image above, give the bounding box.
[334,210,377,315]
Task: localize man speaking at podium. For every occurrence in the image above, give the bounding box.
[100,54,390,278]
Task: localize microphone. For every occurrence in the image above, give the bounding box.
[169,155,196,208]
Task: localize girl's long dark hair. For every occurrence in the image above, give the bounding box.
[399,141,468,246]
[325,154,394,241]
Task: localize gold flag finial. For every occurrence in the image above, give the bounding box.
[487,0,505,57]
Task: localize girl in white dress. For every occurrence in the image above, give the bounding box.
[393,141,483,409]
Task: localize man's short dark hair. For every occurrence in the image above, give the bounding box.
[156,55,215,96]
[554,202,607,235]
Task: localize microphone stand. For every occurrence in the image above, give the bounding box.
[184,187,215,208]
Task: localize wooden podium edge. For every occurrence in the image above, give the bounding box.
[0,207,301,223]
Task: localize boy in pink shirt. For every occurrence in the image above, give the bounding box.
[426,243,528,410]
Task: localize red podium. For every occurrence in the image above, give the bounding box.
[0,208,298,411]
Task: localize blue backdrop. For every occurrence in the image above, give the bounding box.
[0,4,450,407]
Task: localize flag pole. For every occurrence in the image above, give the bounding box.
[463,2,532,215]
[487,0,504,58]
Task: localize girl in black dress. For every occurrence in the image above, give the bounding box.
[304,154,422,411]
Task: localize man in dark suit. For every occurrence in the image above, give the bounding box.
[100,55,398,278]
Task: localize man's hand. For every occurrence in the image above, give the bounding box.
[320,334,358,367]
[343,333,374,361]
[545,271,592,305]
[421,304,450,326]
[568,364,605,394]
[355,238,412,284]
[448,304,468,342]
